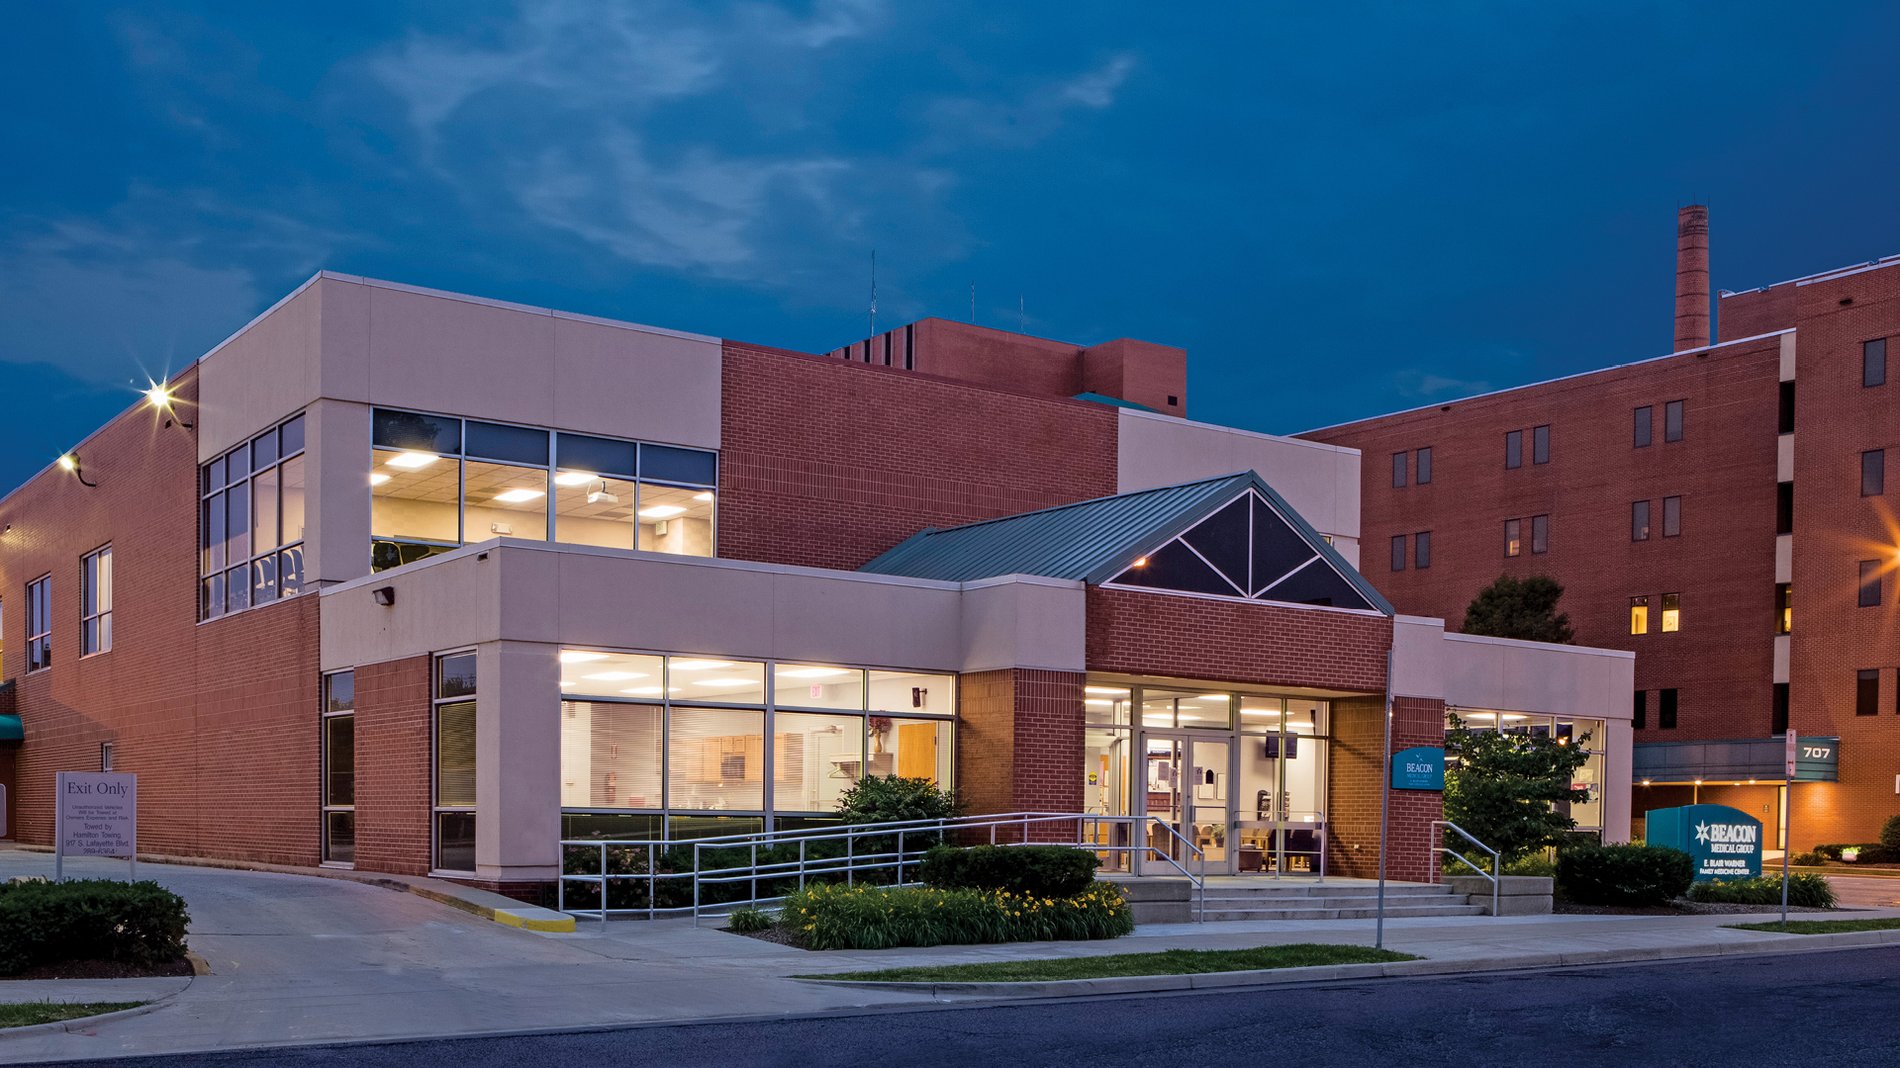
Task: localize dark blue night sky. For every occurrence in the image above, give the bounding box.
[4,3,1899,490]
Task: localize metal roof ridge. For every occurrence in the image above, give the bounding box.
[900,471,1254,538]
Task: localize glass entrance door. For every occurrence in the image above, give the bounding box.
[1142,733,1232,874]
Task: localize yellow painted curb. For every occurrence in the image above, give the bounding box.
[494,908,577,933]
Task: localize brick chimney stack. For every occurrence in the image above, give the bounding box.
[1674,204,1710,351]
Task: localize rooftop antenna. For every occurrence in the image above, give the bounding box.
[1019,294,1025,333]
[970,283,976,324]
[868,249,878,340]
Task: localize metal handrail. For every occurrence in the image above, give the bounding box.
[1431,820,1501,917]
[556,811,1210,925]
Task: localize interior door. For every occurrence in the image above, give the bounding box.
[1187,738,1232,873]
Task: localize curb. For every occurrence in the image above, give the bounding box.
[0,978,192,1042]
[793,927,1900,997]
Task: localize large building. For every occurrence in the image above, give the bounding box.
[0,272,1630,895]
[1305,208,1900,850]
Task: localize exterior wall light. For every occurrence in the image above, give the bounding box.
[145,382,194,429]
[372,586,397,607]
[58,453,97,488]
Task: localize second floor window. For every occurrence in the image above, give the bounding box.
[1865,338,1887,388]
[81,546,112,656]
[1504,518,1522,558]
[26,575,50,672]
[1859,560,1883,607]
[1661,592,1681,632]
[1390,535,1406,572]
[1630,595,1649,635]
[1632,500,1650,542]
[202,414,306,620]
[1505,430,1523,470]
[1416,447,1433,485]
[1633,406,1653,448]
[1532,424,1550,465]
[1857,669,1880,716]
[1663,496,1681,537]
[1414,531,1432,569]
[1531,514,1549,554]
[1664,400,1685,442]
[1864,449,1885,497]
[1391,452,1407,488]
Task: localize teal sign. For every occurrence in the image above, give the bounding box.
[1645,804,1762,881]
[1391,746,1445,791]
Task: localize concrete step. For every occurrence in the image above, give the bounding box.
[1195,884,1456,901]
[1199,903,1487,921]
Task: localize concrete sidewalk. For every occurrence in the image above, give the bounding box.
[5,851,1898,1062]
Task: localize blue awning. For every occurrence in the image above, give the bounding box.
[0,714,20,744]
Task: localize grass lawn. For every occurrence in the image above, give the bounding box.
[797,943,1417,983]
[0,1002,144,1029]
[1729,917,1900,935]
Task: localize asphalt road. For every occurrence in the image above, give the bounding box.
[49,946,1900,1068]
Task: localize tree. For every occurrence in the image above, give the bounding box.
[1460,574,1574,643]
[1442,715,1592,864]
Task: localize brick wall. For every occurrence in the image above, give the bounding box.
[1781,262,1900,847]
[352,655,433,875]
[1305,335,1784,744]
[956,668,1085,823]
[718,342,1119,570]
[0,368,322,866]
[1325,696,1444,882]
[1085,587,1392,693]
[1719,284,1799,341]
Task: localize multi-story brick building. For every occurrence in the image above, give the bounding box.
[0,272,1631,895]
[1306,207,1900,850]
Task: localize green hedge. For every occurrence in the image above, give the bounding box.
[780,882,1133,950]
[1812,843,1900,864]
[917,845,1099,897]
[1686,873,1836,908]
[1556,844,1693,906]
[0,880,190,976]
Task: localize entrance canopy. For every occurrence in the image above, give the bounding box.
[860,471,1392,614]
[1633,735,1840,784]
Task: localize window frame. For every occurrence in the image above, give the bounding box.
[1858,560,1883,608]
[1532,424,1550,465]
[1632,500,1650,542]
[1530,514,1549,555]
[1504,430,1523,470]
[1863,449,1885,497]
[1775,582,1791,635]
[1632,690,1648,731]
[1503,518,1522,558]
[25,573,51,673]
[1856,669,1880,716]
[1633,406,1653,448]
[1772,683,1790,735]
[1629,596,1649,635]
[1660,592,1681,633]
[200,412,307,621]
[80,545,112,657]
[1664,399,1685,443]
[1389,534,1406,572]
[1776,481,1794,535]
[1416,447,1433,486]
[321,670,356,866]
[1391,452,1407,489]
[1658,687,1678,730]
[1778,381,1795,434]
[1865,338,1887,388]
[1662,495,1681,538]
[1414,531,1431,570]
[433,649,479,874]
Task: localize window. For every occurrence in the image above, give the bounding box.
[1664,400,1685,442]
[1632,500,1651,542]
[1865,338,1887,388]
[1859,560,1883,607]
[1857,669,1880,716]
[1532,425,1550,465]
[100,741,113,771]
[322,671,355,865]
[434,652,477,872]
[1779,382,1795,434]
[1658,687,1678,730]
[1772,683,1789,735]
[1632,690,1647,731]
[370,411,719,570]
[1390,535,1406,572]
[25,574,50,672]
[80,546,112,656]
[1863,450,1885,497]
[1416,448,1433,485]
[1414,531,1432,569]
[1633,406,1653,448]
[201,413,306,620]
[1391,452,1407,488]
[1776,482,1794,535]
[1776,583,1792,635]
[1661,593,1681,632]
[1531,514,1549,555]
[1505,430,1523,469]
[1107,491,1378,610]
[1629,596,1649,635]
[1662,496,1681,538]
[1504,518,1522,558]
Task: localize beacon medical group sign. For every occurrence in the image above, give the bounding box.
[55,771,138,879]
[1646,803,1762,881]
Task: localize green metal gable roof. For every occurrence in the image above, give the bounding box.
[1070,391,1159,413]
[858,471,1394,615]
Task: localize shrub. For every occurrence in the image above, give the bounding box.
[780,882,1133,951]
[1814,843,1898,865]
[1687,873,1836,909]
[1500,854,1557,880]
[1791,850,1828,866]
[835,776,958,826]
[1556,844,1694,906]
[1882,815,1900,853]
[726,906,774,933]
[0,880,190,976]
[918,846,1099,898]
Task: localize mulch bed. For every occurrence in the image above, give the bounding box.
[1554,900,1833,917]
[2,958,194,981]
[732,926,804,948]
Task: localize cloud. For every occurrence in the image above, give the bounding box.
[1391,368,1493,401]
[923,53,1141,150]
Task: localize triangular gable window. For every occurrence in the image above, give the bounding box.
[1107,490,1376,612]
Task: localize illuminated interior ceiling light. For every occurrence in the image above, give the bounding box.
[670,659,733,671]
[779,667,850,678]
[1084,686,1129,696]
[554,471,596,487]
[559,650,610,664]
[692,491,714,501]
[559,679,575,688]
[1197,694,1229,702]
[369,473,391,486]
[1084,699,1113,707]
[1641,779,1652,787]
[583,671,649,681]
[693,677,753,687]
[639,504,687,519]
[386,452,440,470]
[622,686,680,696]
[493,488,546,504]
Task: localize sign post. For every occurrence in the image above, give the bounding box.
[54,772,138,882]
[1782,730,1796,926]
